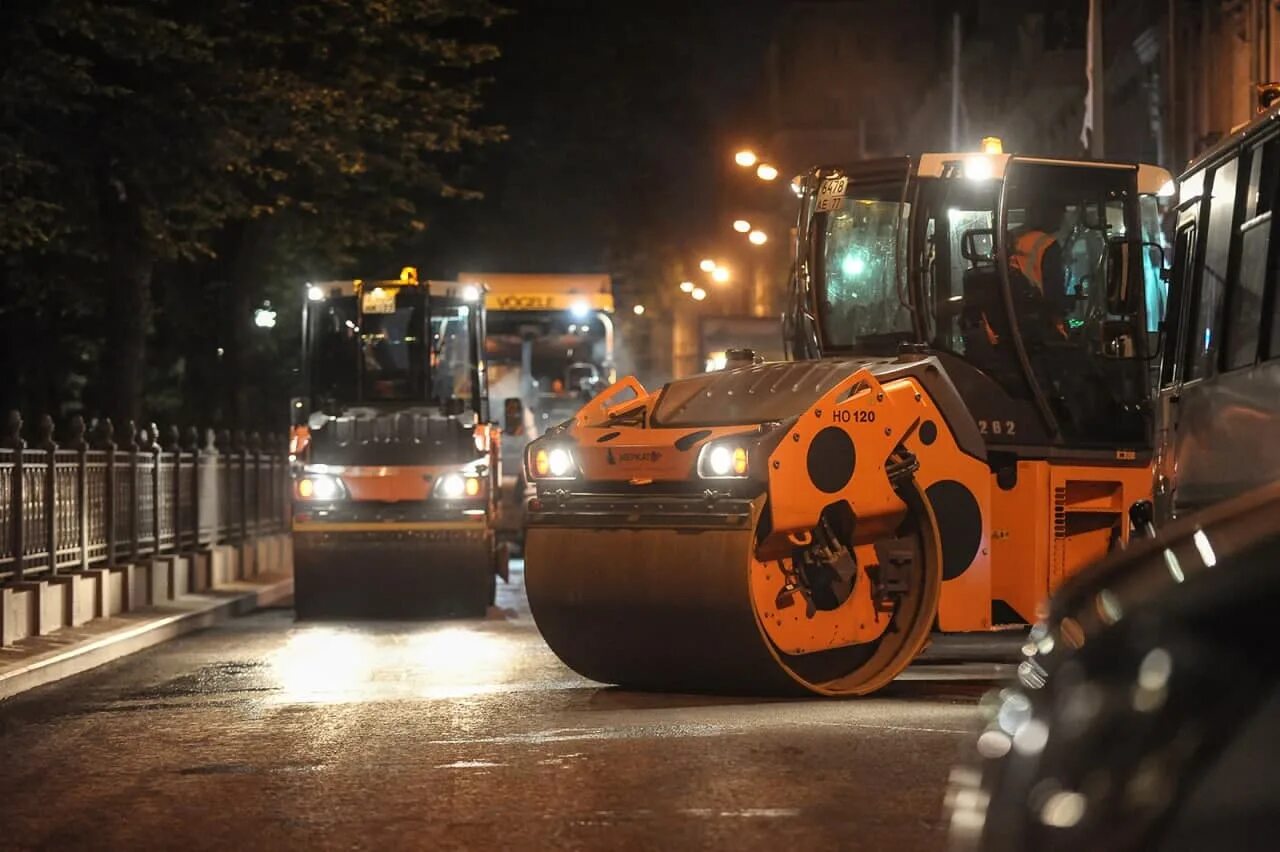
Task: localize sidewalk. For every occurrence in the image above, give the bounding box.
[0,574,293,701]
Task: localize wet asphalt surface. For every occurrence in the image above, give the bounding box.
[0,563,1005,851]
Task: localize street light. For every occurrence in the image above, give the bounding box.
[680,281,695,293]
[733,219,751,233]
[699,258,717,272]
[756,163,779,181]
[633,304,646,316]
[734,149,758,168]
[711,267,730,284]
[254,303,277,329]
[691,287,708,301]
[748,229,768,246]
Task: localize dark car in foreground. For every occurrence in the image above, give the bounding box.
[948,482,1280,851]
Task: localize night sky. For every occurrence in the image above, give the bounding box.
[419,0,783,278]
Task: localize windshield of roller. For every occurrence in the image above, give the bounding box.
[307,288,476,407]
[814,180,915,354]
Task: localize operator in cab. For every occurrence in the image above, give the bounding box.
[1008,201,1069,341]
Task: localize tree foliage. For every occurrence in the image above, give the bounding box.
[0,0,504,431]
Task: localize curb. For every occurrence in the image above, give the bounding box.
[0,576,293,701]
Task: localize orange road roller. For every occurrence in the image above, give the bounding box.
[523,150,1174,695]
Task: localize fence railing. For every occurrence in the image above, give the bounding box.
[1,412,287,585]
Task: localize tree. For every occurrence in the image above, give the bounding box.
[0,0,503,429]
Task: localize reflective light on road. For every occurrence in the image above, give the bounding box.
[407,628,513,698]
[267,625,517,704]
[270,628,375,703]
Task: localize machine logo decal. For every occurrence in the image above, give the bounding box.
[607,449,663,465]
[833,409,876,423]
[493,294,557,309]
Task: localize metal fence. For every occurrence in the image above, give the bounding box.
[1,413,287,585]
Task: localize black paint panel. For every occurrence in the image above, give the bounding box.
[807,427,856,494]
[674,429,713,451]
[919,419,939,446]
[926,479,983,581]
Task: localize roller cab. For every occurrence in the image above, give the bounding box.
[291,272,507,619]
[525,151,1172,695]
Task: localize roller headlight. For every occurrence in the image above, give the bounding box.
[435,473,483,500]
[529,444,579,481]
[697,441,749,479]
[295,473,347,501]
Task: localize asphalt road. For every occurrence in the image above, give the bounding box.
[0,564,1007,851]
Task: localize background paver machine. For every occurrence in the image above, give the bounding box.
[290,270,506,618]
[522,151,1174,695]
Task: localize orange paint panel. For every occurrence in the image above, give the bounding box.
[988,460,1154,623]
[764,369,908,539]
[988,461,1052,624]
[338,465,443,502]
[574,377,653,427]
[1048,463,1153,593]
[569,424,760,482]
[894,377,992,633]
[750,545,892,654]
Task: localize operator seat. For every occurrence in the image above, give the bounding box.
[959,264,1019,385]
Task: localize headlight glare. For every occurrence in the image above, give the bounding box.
[529,444,579,480]
[548,448,573,478]
[434,473,482,500]
[295,473,346,501]
[708,445,734,476]
[697,441,749,479]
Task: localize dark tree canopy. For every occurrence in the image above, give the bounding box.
[0,0,504,431]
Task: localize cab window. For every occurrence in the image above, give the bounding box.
[1224,138,1280,370]
[1162,221,1197,386]
[1139,193,1171,334]
[1185,157,1240,380]
[818,187,914,351]
[998,162,1148,446]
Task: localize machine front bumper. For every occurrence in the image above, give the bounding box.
[525,492,757,531]
[292,518,496,618]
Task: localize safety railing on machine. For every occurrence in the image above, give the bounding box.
[0,412,288,585]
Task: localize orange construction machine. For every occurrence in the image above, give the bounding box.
[522,150,1175,695]
[290,270,507,618]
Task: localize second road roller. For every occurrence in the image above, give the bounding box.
[523,147,1177,695]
